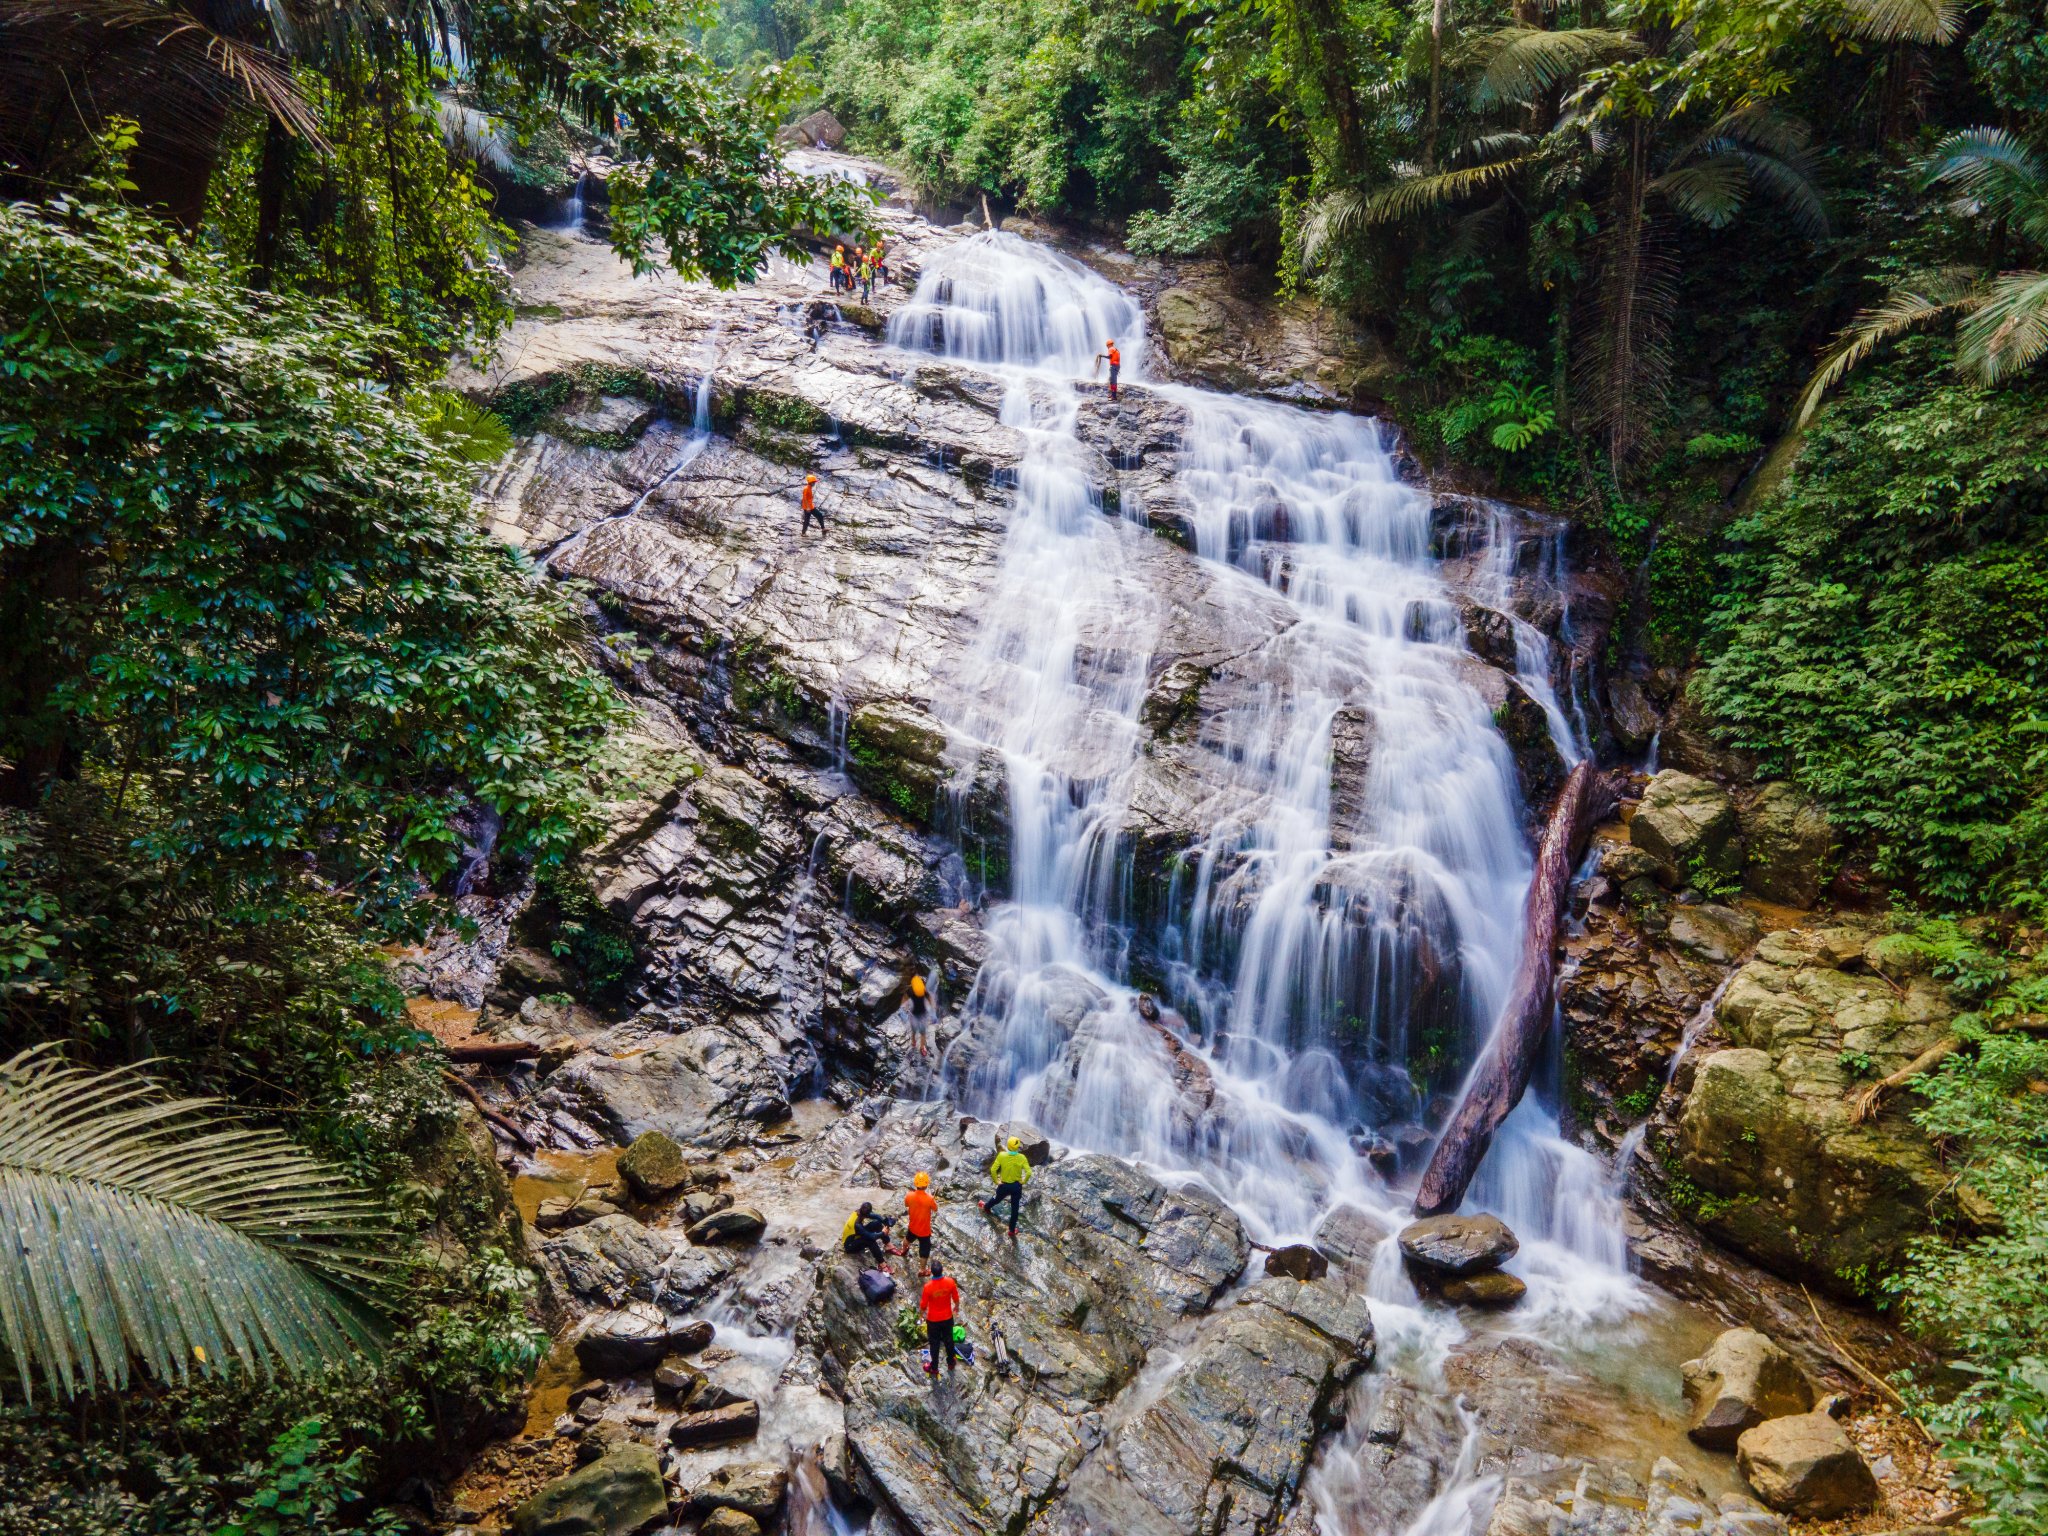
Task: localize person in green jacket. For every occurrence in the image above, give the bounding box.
[979,1136,1032,1237]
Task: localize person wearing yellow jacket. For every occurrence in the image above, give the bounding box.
[979,1136,1032,1237]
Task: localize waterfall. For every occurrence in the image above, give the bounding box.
[889,231,1638,1309]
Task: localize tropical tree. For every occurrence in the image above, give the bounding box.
[1303,19,1827,468]
[1797,127,2048,422]
[0,1045,393,1404]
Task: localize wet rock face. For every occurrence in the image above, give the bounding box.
[1681,1328,1815,1450]
[792,1103,1369,1536]
[1484,1456,1786,1536]
[544,1027,791,1149]
[1673,925,1957,1298]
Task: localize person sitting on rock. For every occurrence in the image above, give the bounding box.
[843,1201,893,1270]
[903,1170,938,1274]
[979,1136,1032,1237]
[919,1259,961,1378]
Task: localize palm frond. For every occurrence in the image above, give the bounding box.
[1463,26,1641,108]
[1836,0,1965,45]
[1957,269,2048,383]
[1364,155,1536,223]
[1299,188,1369,270]
[1741,150,1831,239]
[0,1045,395,1404]
[1794,271,1987,425]
[419,390,517,463]
[1652,156,1748,228]
[1922,127,2048,245]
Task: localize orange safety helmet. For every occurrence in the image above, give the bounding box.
[806,473,818,483]
[910,974,927,997]
[914,1171,931,1188]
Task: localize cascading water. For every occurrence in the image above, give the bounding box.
[887,230,1649,1530]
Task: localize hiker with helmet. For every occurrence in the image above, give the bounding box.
[903,1170,938,1275]
[980,1136,1033,1238]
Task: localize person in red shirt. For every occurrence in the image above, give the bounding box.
[919,1260,960,1377]
[1097,339,1121,400]
[904,1170,938,1275]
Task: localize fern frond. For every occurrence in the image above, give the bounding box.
[1794,272,1987,425]
[1299,189,1370,270]
[0,1046,396,1404]
[1464,26,1641,108]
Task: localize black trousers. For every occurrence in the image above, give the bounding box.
[845,1234,884,1267]
[927,1317,957,1372]
[803,508,826,535]
[989,1181,1023,1228]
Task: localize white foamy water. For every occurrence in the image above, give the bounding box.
[885,230,1648,1531]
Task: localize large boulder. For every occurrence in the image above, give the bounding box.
[1398,1214,1519,1277]
[544,1025,789,1148]
[1739,783,1835,908]
[1735,1412,1877,1518]
[687,1206,767,1245]
[1681,1328,1815,1450]
[1630,770,1741,883]
[681,1462,788,1521]
[575,1307,713,1377]
[510,1444,668,1536]
[540,1213,733,1307]
[1674,927,1957,1299]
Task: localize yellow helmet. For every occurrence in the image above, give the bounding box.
[910,974,926,997]
[914,1171,930,1188]
[1006,1136,1021,1151]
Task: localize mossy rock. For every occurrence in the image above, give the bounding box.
[511,1443,667,1536]
[616,1131,692,1199]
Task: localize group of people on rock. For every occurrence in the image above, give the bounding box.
[839,1136,1036,1380]
[828,240,887,303]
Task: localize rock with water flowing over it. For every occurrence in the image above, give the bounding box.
[686,1206,766,1244]
[1681,1328,1815,1449]
[510,1443,668,1536]
[1736,1412,1878,1517]
[670,1400,761,1449]
[1397,1214,1520,1277]
[1263,1243,1328,1282]
[1439,1270,1527,1308]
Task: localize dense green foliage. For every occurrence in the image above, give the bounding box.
[1698,348,2048,910]
[1874,919,2048,1536]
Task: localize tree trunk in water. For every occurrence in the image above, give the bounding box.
[1413,760,1617,1216]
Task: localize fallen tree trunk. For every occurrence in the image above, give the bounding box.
[442,1040,542,1064]
[1413,760,1618,1217]
[443,1070,537,1151]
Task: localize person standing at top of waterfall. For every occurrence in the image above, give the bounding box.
[919,1260,960,1378]
[801,473,826,536]
[1097,339,1121,400]
[903,1170,938,1274]
[979,1136,1033,1237]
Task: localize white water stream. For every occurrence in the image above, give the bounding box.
[879,232,1659,1532]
